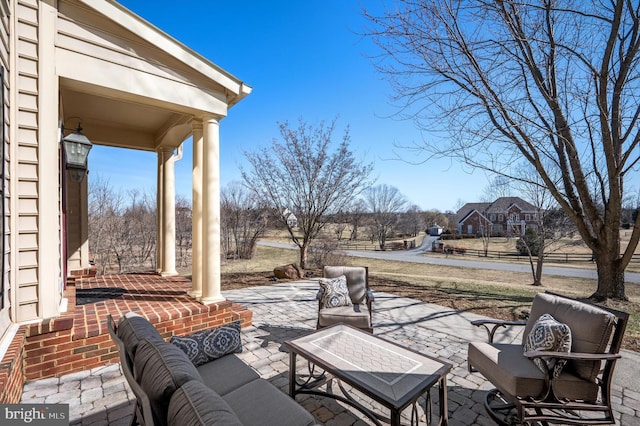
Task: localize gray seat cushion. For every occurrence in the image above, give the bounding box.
[523,293,615,381]
[196,354,260,396]
[318,303,371,329]
[468,341,599,401]
[168,380,243,426]
[223,378,316,426]
[117,312,165,359]
[134,339,204,426]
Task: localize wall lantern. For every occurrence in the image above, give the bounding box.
[62,123,93,183]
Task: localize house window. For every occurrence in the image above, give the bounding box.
[490,214,496,221]
[498,214,503,221]
[510,213,519,222]
[525,214,531,221]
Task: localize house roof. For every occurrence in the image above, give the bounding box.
[456,197,537,224]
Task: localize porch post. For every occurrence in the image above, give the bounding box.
[200,115,224,304]
[156,152,164,272]
[190,120,203,298]
[159,147,177,276]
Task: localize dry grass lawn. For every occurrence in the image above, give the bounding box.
[221,245,640,352]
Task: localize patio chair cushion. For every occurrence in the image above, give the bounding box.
[324,266,367,304]
[117,312,165,359]
[134,339,204,426]
[222,378,317,426]
[318,304,371,330]
[167,379,243,426]
[522,293,616,382]
[523,313,572,378]
[319,275,352,308]
[170,321,242,367]
[196,354,260,396]
[468,341,599,401]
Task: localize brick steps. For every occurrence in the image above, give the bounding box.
[0,273,253,403]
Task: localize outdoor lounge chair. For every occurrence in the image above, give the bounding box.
[467,292,628,425]
[316,266,374,333]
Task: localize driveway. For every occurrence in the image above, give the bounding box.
[258,240,640,284]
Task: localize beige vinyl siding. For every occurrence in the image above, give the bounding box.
[15,0,39,321]
[0,0,12,339]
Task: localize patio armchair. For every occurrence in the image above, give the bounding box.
[467,292,628,425]
[316,266,374,333]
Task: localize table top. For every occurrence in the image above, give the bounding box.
[285,324,452,409]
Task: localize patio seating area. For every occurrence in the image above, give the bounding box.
[21,277,640,425]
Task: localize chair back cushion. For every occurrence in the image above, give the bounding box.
[134,339,204,426]
[168,380,243,426]
[324,266,367,304]
[522,293,615,382]
[117,312,165,360]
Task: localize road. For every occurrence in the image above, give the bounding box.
[258,238,640,284]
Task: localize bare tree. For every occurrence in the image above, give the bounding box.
[364,184,409,250]
[175,195,192,268]
[347,199,368,240]
[220,181,268,260]
[365,1,640,300]
[242,118,374,268]
[399,204,425,237]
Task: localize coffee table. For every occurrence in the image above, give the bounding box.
[285,323,452,425]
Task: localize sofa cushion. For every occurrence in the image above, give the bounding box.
[196,353,260,396]
[318,304,371,329]
[319,275,352,308]
[468,341,599,402]
[324,266,367,304]
[134,339,203,426]
[117,312,164,360]
[223,378,316,426]
[167,380,243,426]
[523,313,572,378]
[170,321,242,367]
[523,293,615,382]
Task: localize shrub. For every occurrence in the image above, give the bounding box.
[516,228,541,256]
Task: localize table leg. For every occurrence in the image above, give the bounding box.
[439,375,448,425]
[289,351,297,398]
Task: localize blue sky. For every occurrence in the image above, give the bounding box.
[89,0,488,212]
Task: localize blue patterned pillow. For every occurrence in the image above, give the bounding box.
[170,321,242,367]
[524,313,572,378]
[319,275,352,308]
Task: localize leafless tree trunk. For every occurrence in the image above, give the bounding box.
[365,0,640,300]
[175,195,192,268]
[364,184,408,250]
[242,118,374,269]
[221,181,268,260]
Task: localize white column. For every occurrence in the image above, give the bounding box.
[190,120,203,298]
[159,147,177,276]
[156,151,164,272]
[200,116,224,304]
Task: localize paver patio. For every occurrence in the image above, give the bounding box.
[21,280,640,425]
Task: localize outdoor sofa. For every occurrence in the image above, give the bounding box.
[107,312,317,426]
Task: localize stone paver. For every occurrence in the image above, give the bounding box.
[20,281,640,425]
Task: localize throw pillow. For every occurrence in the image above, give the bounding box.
[319,275,352,308]
[524,313,572,378]
[170,321,242,367]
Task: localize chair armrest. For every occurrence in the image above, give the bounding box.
[471,319,527,343]
[316,288,324,302]
[523,350,622,362]
[366,288,375,302]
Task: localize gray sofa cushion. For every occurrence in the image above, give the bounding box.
[168,380,243,426]
[117,312,164,360]
[318,304,371,329]
[469,341,599,401]
[223,378,317,426]
[522,293,615,382]
[170,321,242,367]
[324,266,367,304]
[134,339,203,426]
[196,354,260,396]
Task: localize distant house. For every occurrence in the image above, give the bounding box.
[428,224,444,236]
[456,197,538,237]
[283,209,298,228]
